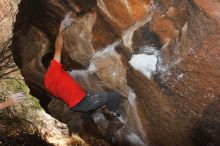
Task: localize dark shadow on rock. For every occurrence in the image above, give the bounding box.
[132,22,161,50]
[74,0,97,15]
[26,81,52,113]
[0,133,53,146]
[192,98,220,146]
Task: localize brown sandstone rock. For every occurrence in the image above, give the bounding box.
[89,41,129,97]
[63,10,96,66]
[97,0,152,35]
[12,0,220,146]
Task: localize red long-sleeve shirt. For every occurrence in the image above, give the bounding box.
[44,59,86,108]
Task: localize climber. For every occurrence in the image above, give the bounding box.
[43,13,120,118]
[0,92,24,110]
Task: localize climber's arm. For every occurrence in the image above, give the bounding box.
[53,22,64,63]
[53,12,74,63]
[0,92,24,110]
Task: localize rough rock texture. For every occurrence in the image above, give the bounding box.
[12,0,220,146]
[0,0,20,47]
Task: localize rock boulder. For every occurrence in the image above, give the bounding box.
[12,0,220,146]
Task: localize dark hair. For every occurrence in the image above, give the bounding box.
[42,52,54,69]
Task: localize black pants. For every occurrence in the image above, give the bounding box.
[71,91,120,112]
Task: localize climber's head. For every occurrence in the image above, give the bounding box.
[42,52,54,69]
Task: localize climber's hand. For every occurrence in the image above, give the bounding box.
[65,11,74,19]
[60,11,75,31]
[6,92,25,106]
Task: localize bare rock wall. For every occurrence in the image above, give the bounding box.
[12,0,220,146]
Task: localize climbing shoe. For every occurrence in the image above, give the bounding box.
[104,108,120,118]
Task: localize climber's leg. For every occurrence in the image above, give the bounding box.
[71,91,120,117]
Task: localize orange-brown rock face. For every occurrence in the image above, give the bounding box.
[12,0,220,146]
[97,0,152,34]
